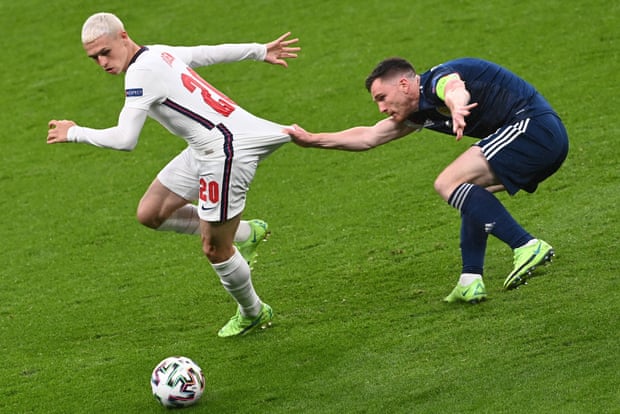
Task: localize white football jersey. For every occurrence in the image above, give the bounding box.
[123,45,290,155]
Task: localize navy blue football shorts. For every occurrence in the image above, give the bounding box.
[475,113,569,195]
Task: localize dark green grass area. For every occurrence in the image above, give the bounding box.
[1,0,618,412]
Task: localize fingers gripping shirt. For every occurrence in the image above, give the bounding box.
[123,45,290,154]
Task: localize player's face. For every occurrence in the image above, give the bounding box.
[84,32,131,75]
[370,76,419,123]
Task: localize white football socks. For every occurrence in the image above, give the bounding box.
[233,221,251,243]
[459,273,482,286]
[156,204,201,235]
[518,238,539,249]
[212,248,261,318]
[156,204,252,243]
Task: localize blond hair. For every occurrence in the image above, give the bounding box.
[81,12,125,44]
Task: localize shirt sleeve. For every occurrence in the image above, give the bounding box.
[429,64,460,102]
[167,43,267,68]
[403,121,424,131]
[435,73,461,101]
[123,66,167,111]
[66,106,148,151]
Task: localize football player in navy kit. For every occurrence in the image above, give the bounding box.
[286,57,568,303]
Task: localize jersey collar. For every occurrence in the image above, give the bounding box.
[128,46,149,68]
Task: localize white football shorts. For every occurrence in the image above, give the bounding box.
[157,143,281,222]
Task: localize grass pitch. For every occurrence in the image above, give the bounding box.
[0,0,618,412]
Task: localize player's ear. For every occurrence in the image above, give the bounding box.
[399,77,410,92]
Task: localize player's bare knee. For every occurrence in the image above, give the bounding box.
[433,176,452,201]
[201,240,235,264]
[136,207,161,229]
[202,244,222,263]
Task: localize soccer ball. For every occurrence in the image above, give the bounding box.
[151,356,205,408]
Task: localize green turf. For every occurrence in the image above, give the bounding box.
[1,0,618,412]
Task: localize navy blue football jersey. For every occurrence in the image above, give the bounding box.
[408,58,556,138]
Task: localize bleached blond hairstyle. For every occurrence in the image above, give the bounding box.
[81,12,125,44]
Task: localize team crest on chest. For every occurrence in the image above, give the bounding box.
[161,52,175,67]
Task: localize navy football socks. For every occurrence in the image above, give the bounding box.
[449,183,532,250]
[460,212,487,275]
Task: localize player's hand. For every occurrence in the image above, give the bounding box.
[283,124,314,147]
[47,120,76,144]
[264,32,300,68]
[451,102,477,141]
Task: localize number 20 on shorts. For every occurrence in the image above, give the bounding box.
[199,178,219,204]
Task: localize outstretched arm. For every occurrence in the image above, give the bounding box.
[182,32,300,68]
[284,117,420,151]
[47,107,147,151]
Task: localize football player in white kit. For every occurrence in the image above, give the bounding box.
[47,12,300,337]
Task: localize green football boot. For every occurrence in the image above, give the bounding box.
[235,219,269,268]
[503,239,554,290]
[217,303,273,338]
[443,279,487,304]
